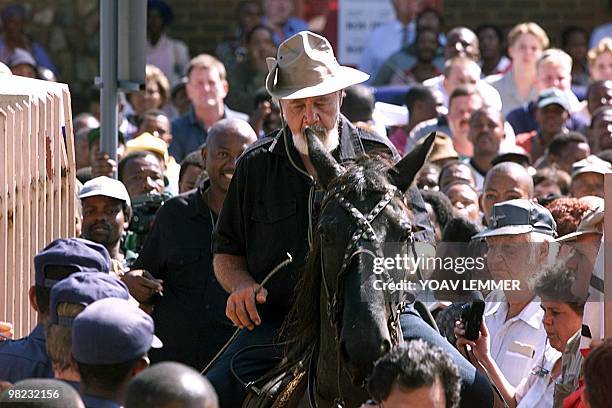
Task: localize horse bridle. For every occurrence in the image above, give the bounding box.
[312,183,413,408]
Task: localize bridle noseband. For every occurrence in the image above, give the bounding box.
[312,183,413,408]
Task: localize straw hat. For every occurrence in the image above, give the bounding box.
[265,31,369,100]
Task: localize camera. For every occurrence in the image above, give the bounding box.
[124,192,172,253]
[460,299,485,341]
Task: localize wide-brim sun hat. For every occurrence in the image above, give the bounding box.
[266,31,370,100]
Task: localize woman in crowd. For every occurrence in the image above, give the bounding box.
[588,38,612,82]
[489,22,549,115]
[456,262,585,407]
[126,65,170,135]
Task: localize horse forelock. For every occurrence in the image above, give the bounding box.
[328,155,395,200]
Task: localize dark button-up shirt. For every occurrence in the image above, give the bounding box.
[0,323,53,382]
[169,105,249,162]
[506,101,587,135]
[134,179,234,369]
[212,116,433,322]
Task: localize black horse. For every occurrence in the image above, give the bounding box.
[244,131,492,407]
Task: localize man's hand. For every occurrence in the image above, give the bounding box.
[91,152,117,178]
[455,319,491,366]
[249,100,272,136]
[0,380,12,393]
[226,282,268,331]
[0,321,13,341]
[121,269,163,304]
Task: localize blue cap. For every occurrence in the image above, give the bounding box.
[34,238,111,288]
[72,298,163,365]
[473,199,557,239]
[49,273,130,326]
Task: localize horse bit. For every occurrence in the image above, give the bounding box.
[313,183,413,407]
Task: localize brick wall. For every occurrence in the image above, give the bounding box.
[4,0,610,114]
[441,0,611,46]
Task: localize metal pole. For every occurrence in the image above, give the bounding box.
[100,0,118,178]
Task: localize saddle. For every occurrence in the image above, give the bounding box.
[242,355,309,408]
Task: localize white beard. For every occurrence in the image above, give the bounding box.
[292,123,340,155]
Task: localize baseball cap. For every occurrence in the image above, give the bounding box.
[79,176,131,207]
[86,127,125,148]
[126,132,169,163]
[473,199,557,239]
[571,156,612,178]
[556,202,604,242]
[537,88,570,112]
[72,297,163,365]
[34,238,111,288]
[49,272,130,326]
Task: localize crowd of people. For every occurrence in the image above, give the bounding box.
[1,0,612,407]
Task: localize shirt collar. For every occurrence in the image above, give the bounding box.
[188,106,228,128]
[518,298,544,329]
[188,105,199,126]
[188,178,212,220]
[484,291,543,330]
[31,323,46,340]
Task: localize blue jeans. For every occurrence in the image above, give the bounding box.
[206,319,283,408]
[400,305,494,407]
[207,308,493,408]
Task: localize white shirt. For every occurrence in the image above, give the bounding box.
[515,345,562,408]
[358,20,416,81]
[484,291,548,387]
[465,160,485,191]
[147,34,190,87]
[581,240,604,350]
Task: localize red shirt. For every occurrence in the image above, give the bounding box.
[515,130,537,154]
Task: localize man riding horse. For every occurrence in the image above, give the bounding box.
[209,31,492,407]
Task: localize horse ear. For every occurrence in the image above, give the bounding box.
[306,127,344,188]
[388,132,436,192]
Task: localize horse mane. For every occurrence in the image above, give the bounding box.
[281,155,396,361]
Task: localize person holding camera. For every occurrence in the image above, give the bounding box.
[466,199,557,387]
[455,261,585,408]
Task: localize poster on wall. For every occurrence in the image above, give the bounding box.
[337,0,395,66]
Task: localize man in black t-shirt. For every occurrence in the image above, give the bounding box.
[209,31,436,407]
[133,118,257,370]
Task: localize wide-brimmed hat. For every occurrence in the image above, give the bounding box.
[266,31,369,100]
[418,132,458,163]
